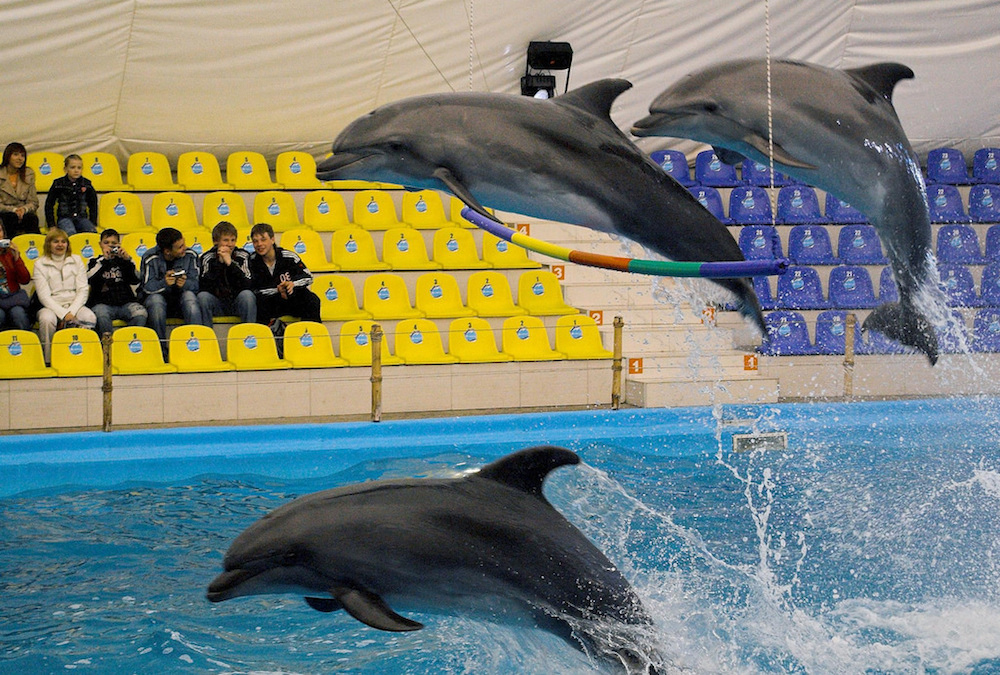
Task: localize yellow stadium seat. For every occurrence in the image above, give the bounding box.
[393,318,458,364]
[254,191,303,232]
[501,315,565,361]
[275,152,324,189]
[517,271,577,315]
[433,226,489,269]
[27,152,65,192]
[120,231,156,261]
[99,192,151,234]
[448,197,480,229]
[111,326,176,374]
[283,321,347,368]
[363,273,424,320]
[181,228,214,256]
[11,234,44,275]
[303,191,351,231]
[151,191,200,232]
[168,325,235,372]
[554,314,613,359]
[50,328,104,377]
[69,232,102,263]
[353,190,403,230]
[330,228,389,271]
[381,227,441,270]
[236,227,254,255]
[80,152,132,192]
[312,274,370,321]
[401,190,449,230]
[278,229,338,272]
[482,230,542,269]
[339,319,403,366]
[202,191,250,231]
[226,151,281,190]
[176,152,232,191]
[414,273,475,318]
[226,323,291,371]
[0,330,56,378]
[127,152,182,191]
[466,271,526,317]
[447,318,514,363]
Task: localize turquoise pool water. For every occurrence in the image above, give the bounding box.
[3,398,1000,673]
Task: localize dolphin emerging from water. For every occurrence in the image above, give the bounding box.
[316,79,765,333]
[207,446,664,674]
[632,59,941,363]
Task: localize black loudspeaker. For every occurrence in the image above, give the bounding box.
[526,42,573,71]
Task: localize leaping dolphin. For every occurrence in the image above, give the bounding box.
[207,446,664,674]
[632,59,942,363]
[316,79,765,333]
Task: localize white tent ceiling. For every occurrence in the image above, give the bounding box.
[4,0,999,163]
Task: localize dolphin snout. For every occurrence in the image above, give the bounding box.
[630,113,676,137]
[206,568,251,602]
[315,152,365,179]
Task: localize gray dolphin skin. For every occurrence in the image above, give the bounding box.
[632,59,941,363]
[315,79,765,333]
[207,446,663,674]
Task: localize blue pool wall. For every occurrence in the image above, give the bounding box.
[2,397,996,497]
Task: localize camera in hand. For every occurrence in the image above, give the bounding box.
[110,246,122,255]
[169,269,186,277]
[0,239,10,249]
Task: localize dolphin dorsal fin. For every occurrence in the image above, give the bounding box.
[555,79,633,119]
[845,63,914,104]
[476,446,580,496]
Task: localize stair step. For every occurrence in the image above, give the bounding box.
[624,375,780,407]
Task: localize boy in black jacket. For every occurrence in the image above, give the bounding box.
[86,228,148,336]
[198,221,256,326]
[248,222,320,323]
[45,154,98,235]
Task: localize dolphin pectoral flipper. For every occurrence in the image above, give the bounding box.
[432,167,504,224]
[742,134,816,170]
[305,596,343,613]
[333,586,424,632]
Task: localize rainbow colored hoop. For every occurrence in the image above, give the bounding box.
[461,207,789,278]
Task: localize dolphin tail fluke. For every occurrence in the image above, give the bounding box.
[724,278,767,336]
[862,302,939,365]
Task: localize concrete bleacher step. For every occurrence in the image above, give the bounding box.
[624,371,780,407]
[607,323,737,354]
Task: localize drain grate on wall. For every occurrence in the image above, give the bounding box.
[732,431,788,452]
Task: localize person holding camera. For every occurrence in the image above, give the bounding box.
[86,228,147,337]
[0,220,32,330]
[139,227,201,347]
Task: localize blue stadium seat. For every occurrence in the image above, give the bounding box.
[688,185,729,222]
[973,148,1000,184]
[927,184,970,223]
[979,262,1000,306]
[741,159,794,187]
[856,327,912,355]
[926,147,974,185]
[776,266,828,309]
[828,265,878,309]
[728,186,774,225]
[694,149,740,187]
[738,225,783,260]
[824,193,868,224]
[650,150,694,186]
[758,310,816,355]
[985,225,1000,262]
[776,186,827,224]
[787,225,837,264]
[837,225,887,264]
[938,264,980,307]
[969,184,1000,223]
[973,308,1000,352]
[936,224,984,263]
[937,310,970,354]
[753,276,777,310]
[878,266,899,303]
[814,310,850,355]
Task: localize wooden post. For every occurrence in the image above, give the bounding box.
[612,315,624,410]
[843,313,856,398]
[101,332,113,432]
[370,323,383,422]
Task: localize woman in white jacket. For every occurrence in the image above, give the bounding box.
[32,228,97,363]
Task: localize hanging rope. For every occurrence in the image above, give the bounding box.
[468,0,474,91]
[765,0,777,226]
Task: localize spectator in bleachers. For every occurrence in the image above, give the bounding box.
[32,228,97,363]
[139,227,202,345]
[0,220,31,330]
[0,142,40,236]
[198,221,256,326]
[248,222,320,324]
[44,154,98,234]
[86,228,147,336]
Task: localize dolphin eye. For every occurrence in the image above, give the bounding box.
[281,551,301,566]
[702,102,719,113]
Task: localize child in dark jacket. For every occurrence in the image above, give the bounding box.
[44,154,99,235]
[86,228,147,336]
